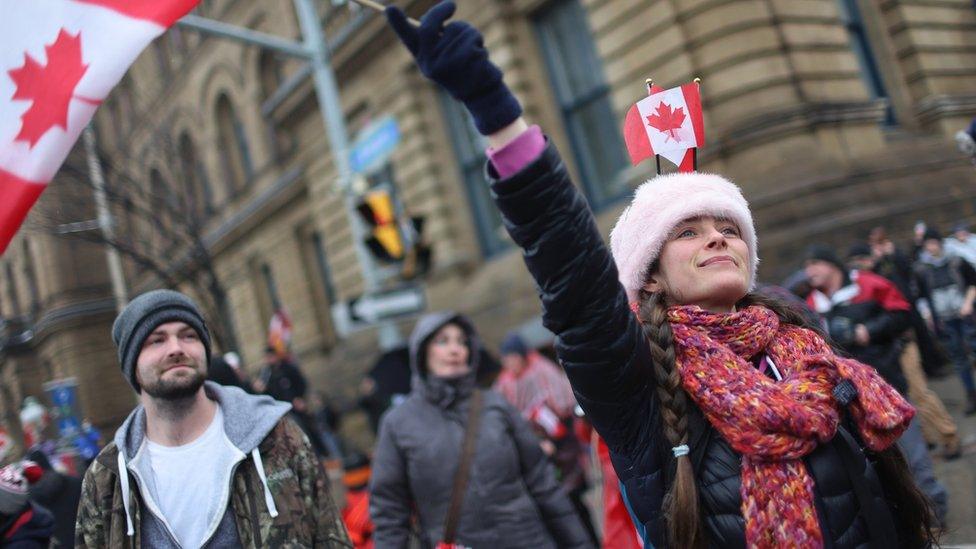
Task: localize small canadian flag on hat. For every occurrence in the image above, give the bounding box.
[623,82,705,171]
[0,0,200,254]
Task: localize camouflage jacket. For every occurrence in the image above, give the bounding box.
[75,417,352,548]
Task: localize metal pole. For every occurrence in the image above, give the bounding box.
[83,126,128,313]
[293,0,402,350]
[177,14,312,58]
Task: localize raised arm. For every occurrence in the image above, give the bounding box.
[385,1,657,451]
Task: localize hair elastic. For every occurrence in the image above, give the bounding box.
[672,444,690,458]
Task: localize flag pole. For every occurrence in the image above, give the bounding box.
[349,0,420,26]
[693,77,701,171]
[646,78,662,175]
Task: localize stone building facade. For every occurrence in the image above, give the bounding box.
[0,151,134,452]
[2,0,975,438]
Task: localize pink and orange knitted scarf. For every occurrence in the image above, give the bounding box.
[667,305,914,548]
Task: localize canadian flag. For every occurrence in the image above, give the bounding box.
[0,0,200,254]
[623,82,705,171]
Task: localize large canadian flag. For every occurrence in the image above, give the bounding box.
[623,82,704,171]
[0,0,200,254]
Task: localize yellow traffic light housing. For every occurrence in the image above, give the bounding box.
[357,189,404,262]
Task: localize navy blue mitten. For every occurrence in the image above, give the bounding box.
[386,1,522,135]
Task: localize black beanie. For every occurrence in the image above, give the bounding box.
[112,289,212,393]
[805,244,845,273]
[499,332,529,357]
[846,242,872,260]
[922,228,943,243]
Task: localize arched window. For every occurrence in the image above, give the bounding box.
[149,169,174,252]
[178,132,213,218]
[216,94,253,196]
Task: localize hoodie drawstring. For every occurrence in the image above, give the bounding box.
[250,448,279,518]
[117,452,135,536]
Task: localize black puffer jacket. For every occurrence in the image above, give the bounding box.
[488,141,902,548]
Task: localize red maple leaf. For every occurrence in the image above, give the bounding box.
[8,29,94,148]
[645,102,686,142]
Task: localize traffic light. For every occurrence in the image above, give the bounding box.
[356,189,404,262]
[356,188,433,278]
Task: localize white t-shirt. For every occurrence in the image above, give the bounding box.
[145,406,240,548]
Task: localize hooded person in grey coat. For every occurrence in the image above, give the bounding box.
[369,311,593,548]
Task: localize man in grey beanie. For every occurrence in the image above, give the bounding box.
[76,289,352,548]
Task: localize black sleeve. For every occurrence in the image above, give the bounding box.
[488,140,658,454]
[960,260,976,289]
[286,363,309,398]
[914,265,931,305]
[863,309,910,344]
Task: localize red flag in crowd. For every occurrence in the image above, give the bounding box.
[0,0,200,254]
[268,308,294,356]
[623,82,705,171]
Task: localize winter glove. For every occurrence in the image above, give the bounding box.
[386,1,522,135]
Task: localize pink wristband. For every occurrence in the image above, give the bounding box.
[487,125,545,179]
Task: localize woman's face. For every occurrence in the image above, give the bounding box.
[643,216,750,312]
[425,323,471,378]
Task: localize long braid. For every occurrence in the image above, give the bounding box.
[637,288,703,548]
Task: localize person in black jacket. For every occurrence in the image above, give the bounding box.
[914,228,976,413]
[384,3,937,547]
[805,244,948,523]
[254,347,328,456]
[25,450,81,549]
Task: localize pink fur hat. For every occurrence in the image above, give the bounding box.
[609,172,758,304]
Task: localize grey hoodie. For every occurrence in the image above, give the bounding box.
[113,382,290,548]
[370,311,593,548]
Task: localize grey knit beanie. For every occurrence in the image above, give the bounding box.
[112,289,212,392]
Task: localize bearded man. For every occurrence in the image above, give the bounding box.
[75,290,351,548]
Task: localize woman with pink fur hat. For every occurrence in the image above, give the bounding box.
[386,2,936,547]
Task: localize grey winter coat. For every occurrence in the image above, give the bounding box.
[369,311,593,549]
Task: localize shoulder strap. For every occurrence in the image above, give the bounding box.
[442,389,484,544]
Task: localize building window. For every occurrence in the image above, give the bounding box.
[258,50,282,102]
[111,78,135,143]
[439,91,508,258]
[534,0,628,208]
[311,232,338,305]
[4,262,20,317]
[261,263,282,310]
[167,27,187,58]
[178,132,213,219]
[149,169,177,253]
[153,41,171,79]
[21,240,39,313]
[216,94,253,196]
[837,0,895,126]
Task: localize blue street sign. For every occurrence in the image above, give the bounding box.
[349,116,400,174]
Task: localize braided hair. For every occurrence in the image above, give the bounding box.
[637,288,703,548]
